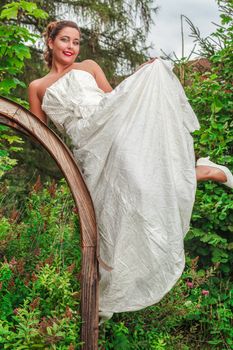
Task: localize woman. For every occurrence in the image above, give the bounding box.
[29,20,233,320]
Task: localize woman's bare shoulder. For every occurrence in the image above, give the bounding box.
[29,76,48,90]
[73,59,100,72]
[73,59,98,67]
[28,75,53,102]
[82,59,98,65]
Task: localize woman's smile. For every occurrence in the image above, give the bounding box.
[63,50,74,57]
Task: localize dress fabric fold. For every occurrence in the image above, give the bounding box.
[42,58,200,320]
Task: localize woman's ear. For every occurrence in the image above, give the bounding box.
[48,38,54,50]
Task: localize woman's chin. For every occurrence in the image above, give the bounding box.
[58,55,76,66]
[64,58,75,65]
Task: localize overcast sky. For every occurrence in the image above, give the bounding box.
[148,0,221,59]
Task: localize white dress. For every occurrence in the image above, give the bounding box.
[42,58,200,320]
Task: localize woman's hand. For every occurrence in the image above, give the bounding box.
[135,57,158,72]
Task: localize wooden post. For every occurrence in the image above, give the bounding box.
[0,96,99,350]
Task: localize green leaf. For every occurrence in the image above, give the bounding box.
[32,9,48,19]
[20,1,37,12]
[211,99,223,114]
[0,7,18,20]
[0,150,9,157]
[13,44,31,60]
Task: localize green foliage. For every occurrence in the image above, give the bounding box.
[0,178,82,348]
[0,0,48,100]
[183,1,233,275]
[0,125,24,178]
[0,1,47,186]
[0,1,48,20]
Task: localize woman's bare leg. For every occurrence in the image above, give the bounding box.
[196,165,227,182]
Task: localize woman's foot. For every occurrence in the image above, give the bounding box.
[196,165,227,182]
[196,157,233,188]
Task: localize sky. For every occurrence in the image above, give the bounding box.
[148,0,221,59]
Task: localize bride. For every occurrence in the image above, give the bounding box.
[29,20,233,320]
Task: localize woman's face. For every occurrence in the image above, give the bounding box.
[49,26,80,66]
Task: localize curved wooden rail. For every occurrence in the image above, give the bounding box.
[0,96,99,350]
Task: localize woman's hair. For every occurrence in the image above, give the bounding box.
[43,20,81,69]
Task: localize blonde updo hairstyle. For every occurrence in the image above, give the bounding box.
[43,20,81,69]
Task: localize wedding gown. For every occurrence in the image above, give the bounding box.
[42,58,200,320]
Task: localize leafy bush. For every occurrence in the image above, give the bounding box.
[0,179,82,349]
[0,125,24,178]
[0,1,48,102]
[0,1,48,183]
[184,0,233,275]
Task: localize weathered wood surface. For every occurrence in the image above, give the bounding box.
[0,96,99,350]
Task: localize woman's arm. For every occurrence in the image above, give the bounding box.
[28,81,48,124]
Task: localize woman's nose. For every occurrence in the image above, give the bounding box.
[67,41,74,49]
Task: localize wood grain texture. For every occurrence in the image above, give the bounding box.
[0,96,99,350]
[81,247,99,349]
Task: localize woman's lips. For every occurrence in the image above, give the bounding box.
[63,51,73,57]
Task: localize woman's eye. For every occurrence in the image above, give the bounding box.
[61,38,68,42]
[74,41,79,46]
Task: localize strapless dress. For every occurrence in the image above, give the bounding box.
[42,58,200,320]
